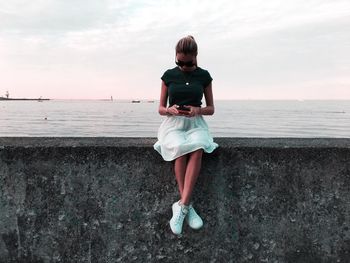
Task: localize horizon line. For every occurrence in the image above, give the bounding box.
[2,96,350,101]
[40,98,350,101]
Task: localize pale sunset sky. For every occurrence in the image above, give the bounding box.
[0,0,349,100]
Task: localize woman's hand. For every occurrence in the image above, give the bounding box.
[183,105,201,117]
[166,105,201,117]
[166,104,183,116]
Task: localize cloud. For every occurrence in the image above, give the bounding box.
[0,0,349,99]
[0,0,116,33]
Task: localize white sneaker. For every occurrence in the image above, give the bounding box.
[170,201,189,235]
[186,204,203,230]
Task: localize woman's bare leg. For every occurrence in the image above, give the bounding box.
[174,155,188,197]
[181,149,203,205]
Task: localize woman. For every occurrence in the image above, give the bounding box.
[153,35,219,235]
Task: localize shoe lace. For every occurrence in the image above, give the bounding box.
[175,207,188,225]
[187,206,195,220]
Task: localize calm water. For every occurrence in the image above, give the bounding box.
[0,100,349,137]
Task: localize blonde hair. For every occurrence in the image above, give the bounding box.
[175,35,198,56]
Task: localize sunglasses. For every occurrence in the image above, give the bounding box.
[175,59,195,67]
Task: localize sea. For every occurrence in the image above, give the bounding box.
[0,100,349,137]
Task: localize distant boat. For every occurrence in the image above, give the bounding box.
[0,97,50,101]
[0,91,49,101]
[147,100,155,103]
[131,100,141,103]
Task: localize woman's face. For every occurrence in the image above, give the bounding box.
[175,53,197,72]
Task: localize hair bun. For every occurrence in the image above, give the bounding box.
[187,35,195,40]
[175,35,198,56]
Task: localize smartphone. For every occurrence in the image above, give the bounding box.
[177,105,190,111]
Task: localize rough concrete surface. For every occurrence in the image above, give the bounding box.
[0,137,349,262]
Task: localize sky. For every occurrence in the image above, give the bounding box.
[0,0,349,100]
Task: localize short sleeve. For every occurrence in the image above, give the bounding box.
[161,70,170,86]
[203,70,213,88]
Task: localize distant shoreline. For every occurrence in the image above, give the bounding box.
[1,98,350,102]
[0,97,50,101]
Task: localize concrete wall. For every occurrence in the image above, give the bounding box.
[0,137,349,263]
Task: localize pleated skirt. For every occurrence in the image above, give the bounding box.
[153,115,219,161]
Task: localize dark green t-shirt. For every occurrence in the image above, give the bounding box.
[161,66,213,107]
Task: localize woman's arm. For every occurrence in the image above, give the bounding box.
[158,81,181,116]
[158,80,170,116]
[201,82,215,115]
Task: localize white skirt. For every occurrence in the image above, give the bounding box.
[153,115,219,161]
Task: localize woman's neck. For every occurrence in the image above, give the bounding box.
[178,65,197,72]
